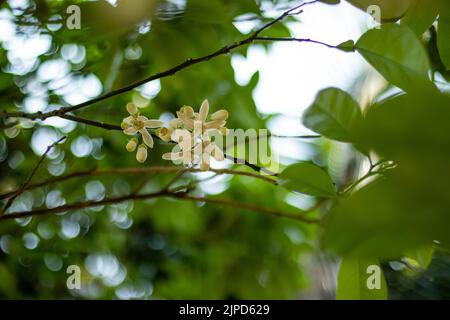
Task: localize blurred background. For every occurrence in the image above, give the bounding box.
[0,0,449,299]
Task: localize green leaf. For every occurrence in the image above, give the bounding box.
[437,3,450,70]
[401,0,438,35]
[322,177,433,257]
[346,0,411,21]
[319,0,341,5]
[260,22,292,38]
[336,258,387,300]
[356,24,431,92]
[322,90,450,258]
[302,87,362,142]
[336,40,356,52]
[279,162,336,197]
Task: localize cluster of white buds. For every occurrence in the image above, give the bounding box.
[121,103,163,163]
[159,99,229,171]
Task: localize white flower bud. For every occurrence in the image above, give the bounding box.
[136,144,148,163]
[126,138,138,152]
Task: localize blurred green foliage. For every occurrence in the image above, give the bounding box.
[1,0,450,300]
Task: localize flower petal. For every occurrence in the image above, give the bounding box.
[205,120,226,130]
[121,117,134,130]
[124,127,138,135]
[170,118,183,129]
[123,115,134,122]
[183,118,194,130]
[219,127,230,135]
[181,106,194,118]
[157,127,172,142]
[210,109,228,121]
[126,103,138,116]
[140,129,154,148]
[171,129,191,145]
[199,99,209,122]
[144,119,164,128]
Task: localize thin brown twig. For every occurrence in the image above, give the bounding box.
[60,114,121,131]
[0,190,170,221]
[170,193,320,224]
[0,189,319,224]
[254,36,339,49]
[0,166,277,200]
[1,136,67,214]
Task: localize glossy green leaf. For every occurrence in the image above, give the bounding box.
[346,0,411,21]
[323,90,450,258]
[336,258,387,300]
[401,0,438,35]
[319,0,341,5]
[279,162,336,197]
[437,2,450,70]
[337,40,356,52]
[356,24,431,92]
[302,87,362,142]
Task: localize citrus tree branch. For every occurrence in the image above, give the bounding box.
[40,113,315,175]
[169,193,320,224]
[254,36,340,49]
[52,114,322,141]
[59,114,122,131]
[0,166,278,201]
[0,189,320,224]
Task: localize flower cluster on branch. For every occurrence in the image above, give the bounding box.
[122,100,230,171]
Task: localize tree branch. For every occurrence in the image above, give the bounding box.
[0,189,319,224]
[60,114,122,131]
[32,112,314,175]
[0,166,278,201]
[170,193,320,224]
[254,36,340,49]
